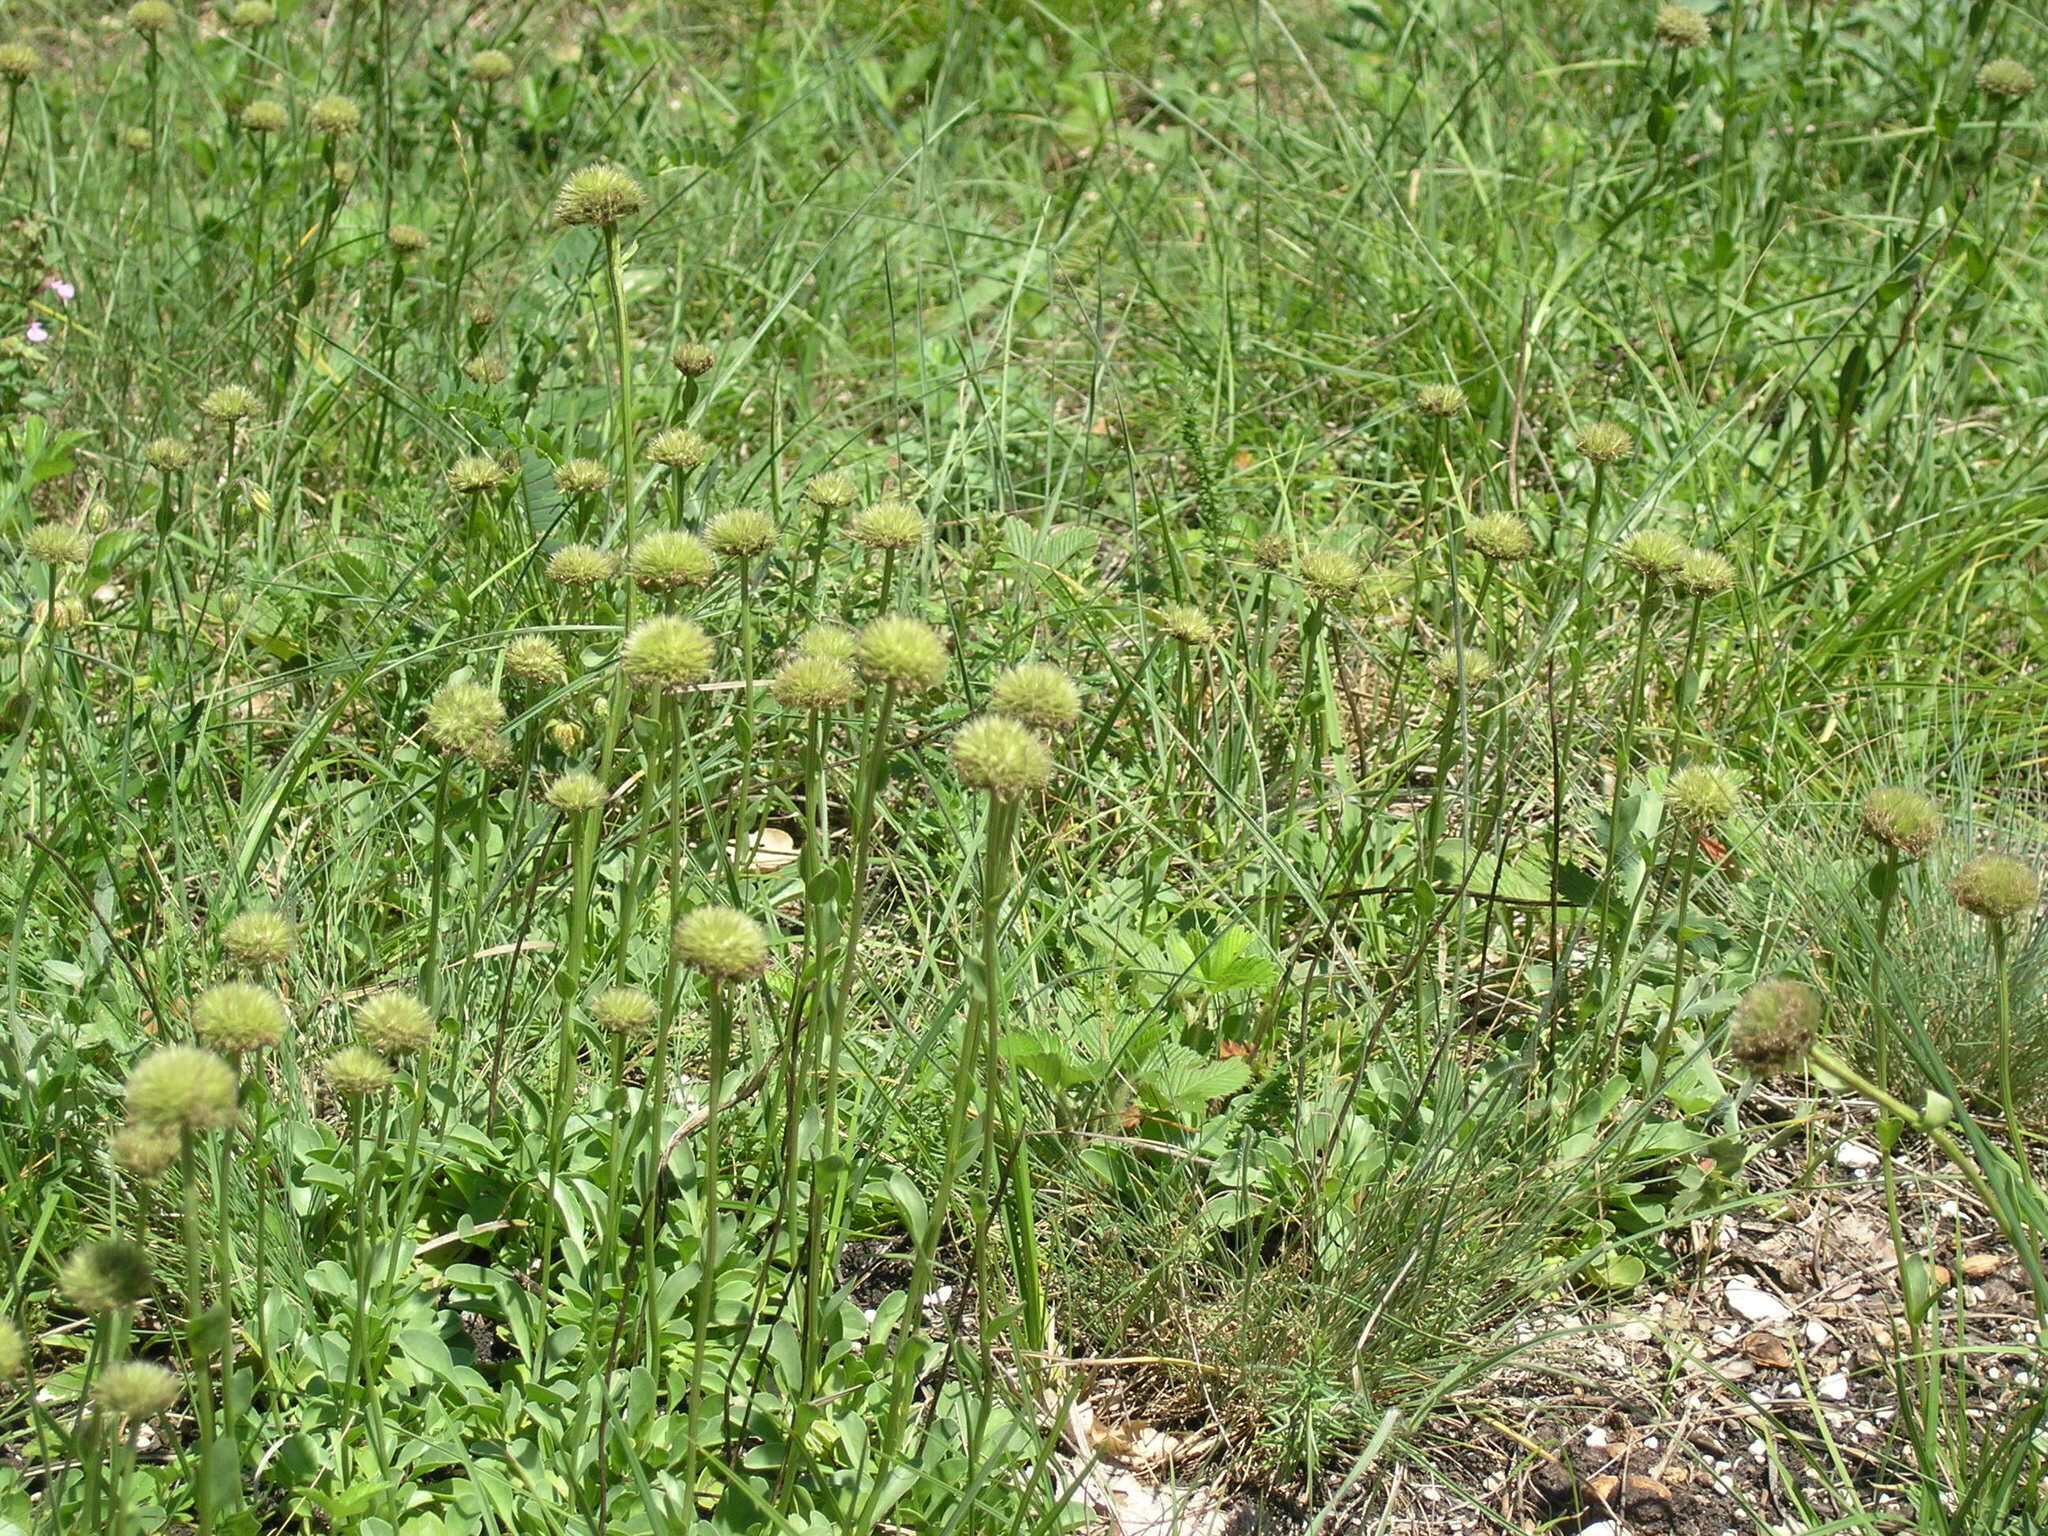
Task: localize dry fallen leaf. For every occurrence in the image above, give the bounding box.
[729,826,799,873]
[1741,1331,1794,1369]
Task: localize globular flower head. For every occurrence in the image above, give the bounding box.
[92,1361,181,1420]
[1859,787,1940,860]
[110,1120,180,1179]
[387,223,429,257]
[122,126,153,152]
[308,94,361,136]
[672,905,770,983]
[1465,512,1536,563]
[545,717,585,754]
[1666,764,1741,831]
[467,48,514,84]
[1653,3,1710,48]
[952,715,1054,799]
[1157,604,1218,648]
[355,991,434,1056]
[423,679,507,758]
[467,299,496,329]
[1298,548,1363,604]
[462,355,508,387]
[706,507,777,561]
[1952,854,2039,923]
[0,43,41,80]
[503,634,568,689]
[553,162,645,227]
[324,1046,395,1097]
[1728,979,1821,1077]
[772,653,857,713]
[547,543,617,589]
[798,623,857,664]
[23,523,91,568]
[803,471,858,509]
[1977,57,2036,100]
[0,1319,23,1377]
[849,498,926,552]
[1615,528,1689,583]
[192,981,287,1053]
[646,427,710,473]
[629,530,715,594]
[543,769,607,817]
[1428,645,1496,692]
[239,98,287,134]
[621,615,714,695]
[447,454,511,496]
[220,909,296,971]
[554,458,611,498]
[1575,420,1635,466]
[590,986,658,1037]
[144,437,193,473]
[989,661,1082,733]
[229,0,274,25]
[199,385,260,425]
[1414,383,1468,419]
[34,598,84,632]
[855,615,948,693]
[127,1,177,34]
[1252,534,1292,570]
[1674,548,1736,598]
[59,1240,153,1313]
[671,341,715,377]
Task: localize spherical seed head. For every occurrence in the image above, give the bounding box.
[127,1045,236,1132]
[144,437,193,473]
[672,905,769,982]
[467,300,496,329]
[1252,534,1292,570]
[1414,383,1468,419]
[803,471,858,510]
[239,99,287,134]
[772,653,858,712]
[59,1240,153,1313]
[324,1046,395,1097]
[646,427,710,472]
[1977,57,2036,100]
[1859,787,1940,859]
[229,0,274,25]
[590,986,658,1037]
[127,1,177,33]
[462,355,508,387]
[355,991,433,1056]
[628,530,715,594]
[1158,604,1218,647]
[330,159,357,188]
[122,127,153,152]
[387,223,429,256]
[1952,854,2039,923]
[671,341,715,377]
[110,1120,179,1179]
[798,623,857,664]
[467,48,514,83]
[990,662,1082,733]
[1653,4,1710,48]
[93,1361,181,1420]
[621,615,714,695]
[1428,645,1497,691]
[23,523,91,568]
[553,162,645,227]
[1575,420,1635,465]
[1667,764,1742,831]
[1728,979,1821,1077]
[503,635,568,689]
[1674,548,1736,598]
[849,498,926,552]
[0,1320,23,1377]
[309,94,361,135]
[547,543,616,588]
[446,455,509,496]
[855,615,948,692]
[706,507,777,560]
[423,680,507,757]
[221,909,296,970]
[0,43,40,79]
[1616,528,1690,582]
[543,769,607,817]
[544,717,585,754]
[34,598,84,632]
[554,458,611,498]
[199,385,260,425]
[952,715,1055,799]
[192,981,287,1053]
[1464,512,1536,563]
[1298,547,1363,604]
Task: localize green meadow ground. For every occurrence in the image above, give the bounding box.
[1,0,2047,1530]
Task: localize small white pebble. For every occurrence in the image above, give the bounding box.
[1644,1435,1659,1450]
[1939,1199,1961,1218]
[1749,1438,1768,1459]
[1835,1141,1879,1172]
[1585,1425,1608,1450]
[1805,1319,1828,1347]
[1818,1372,1850,1402]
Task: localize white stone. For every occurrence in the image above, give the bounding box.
[1726,1277,1795,1324]
[1835,1141,1879,1172]
[1578,1522,1620,1536]
[1818,1372,1850,1402]
[1805,1319,1828,1347]
[1585,1425,1608,1450]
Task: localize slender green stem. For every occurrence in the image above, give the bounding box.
[180,1132,216,1536]
[420,761,453,1012]
[1991,921,2025,1159]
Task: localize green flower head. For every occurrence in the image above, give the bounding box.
[952,715,1054,799]
[192,981,287,1053]
[672,905,769,983]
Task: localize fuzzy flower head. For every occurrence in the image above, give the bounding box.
[447,454,511,496]
[309,94,361,136]
[1666,764,1741,831]
[126,1045,237,1132]
[239,98,287,134]
[1728,979,1821,1077]
[144,437,193,473]
[1952,854,2039,923]
[1252,534,1292,570]
[199,385,260,425]
[1157,604,1218,648]
[798,623,858,664]
[849,498,926,552]
[952,715,1054,799]
[503,635,568,689]
[387,223,429,257]
[221,910,296,971]
[553,162,645,227]
[127,1,177,33]
[0,43,41,80]
[855,615,947,693]
[193,981,287,1053]
[646,427,710,473]
[989,661,1082,733]
[554,458,611,498]
[1575,420,1635,466]
[324,1047,395,1097]
[423,679,507,757]
[621,615,713,696]
[23,523,90,568]
[1428,645,1496,691]
[110,1120,180,1179]
[1465,512,1536,563]
[1858,787,1940,860]
[467,48,514,83]
[93,1361,181,1420]
[355,992,434,1056]
[590,986,658,1037]
[672,905,769,983]
[772,653,857,713]
[1298,548,1363,604]
[1674,548,1735,598]
[671,341,715,377]
[705,507,777,562]
[1414,383,1468,419]
[122,126,153,152]
[547,543,616,589]
[628,530,715,594]
[544,717,585,754]
[543,769,607,817]
[229,0,274,24]
[462,355,508,387]
[60,1240,153,1313]
[1977,58,2036,100]
[1615,529,1689,584]
[1653,4,1710,48]
[803,471,858,510]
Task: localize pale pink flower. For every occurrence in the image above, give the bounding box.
[25,320,48,343]
[44,277,74,303]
